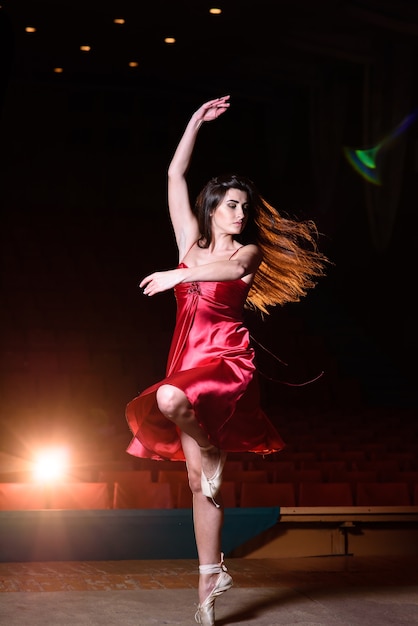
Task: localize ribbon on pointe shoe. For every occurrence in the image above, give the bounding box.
[195,553,233,626]
[200,447,227,508]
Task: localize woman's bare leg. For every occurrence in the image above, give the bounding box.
[156,384,223,480]
[156,384,227,604]
[181,431,225,604]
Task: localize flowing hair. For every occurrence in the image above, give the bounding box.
[194,174,329,314]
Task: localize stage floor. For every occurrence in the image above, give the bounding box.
[1,555,417,625]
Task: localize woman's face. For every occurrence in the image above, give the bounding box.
[211,188,249,236]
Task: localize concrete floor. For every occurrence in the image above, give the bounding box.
[1,555,418,625]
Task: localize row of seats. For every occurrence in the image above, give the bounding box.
[238,480,418,507]
[273,450,417,466]
[155,467,418,494]
[0,480,186,510]
[1,479,417,510]
[3,457,418,485]
[249,462,418,481]
[134,462,418,485]
[100,464,418,507]
[5,462,418,488]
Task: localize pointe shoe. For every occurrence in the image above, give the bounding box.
[200,447,227,508]
[195,553,233,626]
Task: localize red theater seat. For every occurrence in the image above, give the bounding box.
[47,482,111,509]
[0,483,47,510]
[240,482,296,507]
[355,482,411,506]
[113,481,174,509]
[298,482,354,506]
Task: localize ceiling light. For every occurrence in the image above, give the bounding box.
[80,45,91,52]
[209,8,222,15]
[25,26,36,33]
[164,37,176,44]
[114,18,125,25]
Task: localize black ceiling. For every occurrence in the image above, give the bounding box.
[2,0,418,96]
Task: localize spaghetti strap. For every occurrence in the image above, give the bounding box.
[229,246,244,260]
[180,241,197,264]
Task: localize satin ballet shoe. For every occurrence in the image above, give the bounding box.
[200,447,227,508]
[195,553,233,626]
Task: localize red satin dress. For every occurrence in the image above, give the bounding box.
[125,264,285,461]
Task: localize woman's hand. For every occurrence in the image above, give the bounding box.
[139,268,184,296]
[194,95,230,124]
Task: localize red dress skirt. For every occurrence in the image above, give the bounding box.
[125,266,285,461]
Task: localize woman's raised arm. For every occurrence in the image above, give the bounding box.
[167,96,230,259]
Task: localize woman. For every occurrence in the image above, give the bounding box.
[126,95,328,625]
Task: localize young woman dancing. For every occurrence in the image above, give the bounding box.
[126,95,328,625]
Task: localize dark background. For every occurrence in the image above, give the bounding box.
[0,1,417,461]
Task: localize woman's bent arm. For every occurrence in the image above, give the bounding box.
[140,244,262,297]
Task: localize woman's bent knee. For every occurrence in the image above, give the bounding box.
[156,384,188,417]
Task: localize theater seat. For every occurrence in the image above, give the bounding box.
[222,469,269,483]
[98,469,153,490]
[47,482,111,509]
[0,482,47,510]
[157,470,189,486]
[113,481,174,509]
[355,482,411,506]
[240,482,296,507]
[97,470,153,505]
[298,482,354,506]
[0,482,112,510]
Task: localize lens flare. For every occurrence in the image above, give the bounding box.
[344,109,418,185]
[32,446,69,483]
[344,146,381,184]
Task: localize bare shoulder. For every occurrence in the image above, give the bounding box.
[235,243,262,261]
[233,244,263,283]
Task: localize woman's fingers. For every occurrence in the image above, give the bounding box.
[138,275,151,289]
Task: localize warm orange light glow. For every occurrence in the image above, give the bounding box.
[25,26,36,33]
[80,45,91,52]
[164,37,176,44]
[114,18,125,25]
[209,8,222,15]
[128,61,139,68]
[54,67,64,74]
[32,447,69,483]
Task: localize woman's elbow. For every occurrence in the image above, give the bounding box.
[234,260,251,279]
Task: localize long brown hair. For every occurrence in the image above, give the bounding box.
[194,173,329,314]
